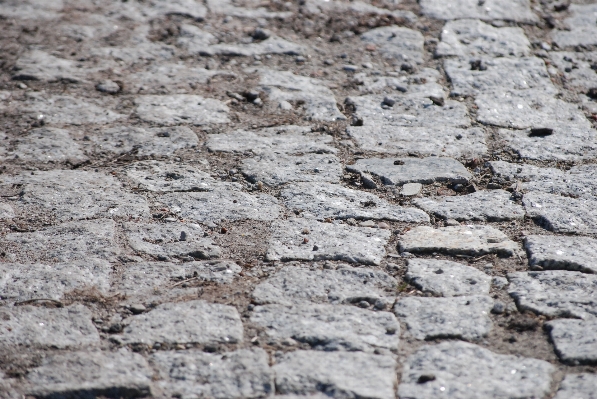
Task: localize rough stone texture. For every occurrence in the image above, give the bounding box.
[134,95,229,126]
[524,235,597,273]
[405,258,491,297]
[252,265,397,306]
[145,0,207,20]
[414,190,525,222]
[398,341,555,399]
[0,202,15,219]
[265,218,391,265]
[394,295,493,340]
[281,182,429,222]
[0,0,64,20]
[25,351,152,399]
[523,192,597,235]
[347,125,487,158]
[12,50,89,83]
[206,0,291,19]
[1,127,87,164]
[399,225,520,257]
[420,0,538,22]
[508,271,597,319]
[126,63,230,94]
[546,319,597,365]
[360,26,424,65]
[119,300,243,345]
[0,304,99,349]
[347,157,472,186]
[549,51,597,93]
[122,160,215,192]
[551,4,597,48]
[303,0,417,22]
[273,350,396,399]
[198,37,303,57]
[151,349,273,399]
[354,68,445,97]
[250,303,399,352]
[553,374,597,399]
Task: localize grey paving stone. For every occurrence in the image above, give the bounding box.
[2,127,87,164]
[394,295,493,340]
[414,190,524,222]
[144,0,207,20]
[281,182,429,223]
[12,50,89,83]
[206,0,292,19]
[200,36,304,57]
[549,51,597,92]
[405,259,491,296]
[553,374,597,399]
[0,0,63,20]
[177,24,217,54]
[398,341,555,399]
[346,157,472,186]
[0,202,14,219]
[436,19,531,58]
[401,183,423,197]
[124,222,220,259]
[546,319,597,365]
[134,95,229,126]
[127,63,231,94]
[151,349,273,399]
[90,42,175,64]
[303,0,417,22]
[354,68,445,97]
[360,26,424,65]
[119,300,243,346]
[399,225,520,257]
[347,125,487,158]
[122,160,215,192]
[265,218,391,265]
[252,265,397,306]
[508,271,597,319]
[25,351,152,399]
[551,4,597,48]
[273,350,396,399]
[0,304,99,349]
[523,192,597,234]
[241,153,342,186]
[524,235,597,274]
[250,303,399,352]
[420,0,538,22]
[159,184,281,223]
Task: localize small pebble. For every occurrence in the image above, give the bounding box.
[278,100,293,110]
[491,301,506,314]
[382,96,396,107]
[96,80,120,94]
[252,28,271,41]
[129,304,146,314]
[401,183,422,196]
[378,222,390,229]
[445,219,460,226]
[359,220,376,228]
[357,300,370,308]
[342,65,358,72]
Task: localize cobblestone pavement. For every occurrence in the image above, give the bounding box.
[1,0,597,398]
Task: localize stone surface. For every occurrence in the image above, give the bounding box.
[280,182,429,222]
[420,0,538,22]
[2,127,87,164]
[553,374,597,399]
[546,319,597,365]
[549,51,597,92]
[134,95,229,126]
[398,341,555,399]
[394,295,493,340]
[304,0,417,22]
[200,37,303,57]
[265,218,391,265]
[206,0,291,19]
[524,235,597,273]
[414,190,525,222]
[399,225,520,257]
[12,50,89,83]
[250,303,399,352]
[551,4,597,48]
[0,0,64,20]
[523,192,597,234]
[508,271,597,319]
[354,68,445,97]
[401,183,423,196]
[360,26,424,65]
[122,160,215,192]
[126,63,230,94]
[273,350,396,399]
[405,258,491,296]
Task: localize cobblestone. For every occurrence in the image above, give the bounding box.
[420,0,538,22]
[551,4,597,48]
[524,235,597,273]
[134,95,230,126]
[546,319,597,365]
[405,259,491,296]
[523,192,597,234]
[122,160,215,192]
[553,374,597,399]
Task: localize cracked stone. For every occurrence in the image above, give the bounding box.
[420,0,538,22]
[122,160,215,192]
[553,374,597,399]
[546,319,597,365]
[1,127,87,164]
[525,235,597,273]
[360,26,424,65]
[551,4,597,48]
[523,192,597,234]
[134,95,229,126]
[405,259,491,296]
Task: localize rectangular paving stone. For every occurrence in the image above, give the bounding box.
[197,36,304,57]
[420,0,538,22]
[127,63,227,94]
[405,259,491,297]
[2,127,87,164]
[250,303,399,352]
[134,95,229,126]
[360,26,424,65]
[12,50,89,83]
[553,374,597,399]
[354,68,445,97]
[305,0,417,22]
[273,350,396,399]
[206,0,292,19]
[394,295,493,341]
[151,349,273,399]
[546,319,597,365]
[265,218,391,265]
[398,341,555,399]
[122,160,215,192]
[523,192,597,234]
[549,51,597,93]
[524,235,597,274]
[0,304,99,349]
[551,4,597,48]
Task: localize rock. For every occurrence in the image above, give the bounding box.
[360,26,423,65]
[523,192,597,234]
[176,24,217,54]
[551,4,597,48]
[211,37,304,57]
[12,50,88,83]
[549,51,597,92]
[405,259,491,296]
[553,374,597,399]
[399,225,520,257]
[445,218,460,226]
[394,295,493,340]
[273,351,396,399]
[127,63,232,94]
[492,276,509,289]
[251,303,399,352]
[414,190,525,222]
[281,182,429,222]
[546,319,597,365]
[508,271,597,319]
[122,160,215,192]
[0,203,15,219]
[0,127,87,164]
[398,341,554,399]
[524,235,597,273]
[278,100,293,110]
[0,0,64,20]
[401,183,423,196]
[146,0,207,20]
[134,95,229,126]
[265,218,391,265]
[129,304,146,315]
[303,0,417,23]
[420,0,538,22]
[206,0,291,19]
[96,79,120,94]
[360,173,377,189]
[354,68,445,97]
[492,301,506,314]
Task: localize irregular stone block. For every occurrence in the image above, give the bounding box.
[553,374,597,399]
[206,0,292,19]
[360,26,423,65]
[523,192,597,234]
[2,127,87,164]
[304,0,417,22]
[354,68,444,97]
[420,0,538,22]
[177,24,217,54]
[144,0,207,20]
[199,37,304,57]
[405,259,491,296]
[265,218,391,265]
[552,4,597,48]
[546,319,597,365]
[0,0,63,20]
[134,95,229,126]
[524,235,597,273]
[549,51,597,92]
[12,50,89,83]
[122,160,215,192]
[127,63,231,94]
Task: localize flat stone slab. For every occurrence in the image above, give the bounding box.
[414,190,524,222]
[354,68,445,97]
[347,126,487,158]
[195,37,303,57]
[159,184,281,222]
[549,51,597,92]
[250,303,399,352]
[304,0,417,22]
[398,341,554,399]
[436,19,531,58]
[0,304,98,349]
[399,225,520,257]
[12,50,89,83]
[122,160,215,192]
[126,63,229,94]
[119,300,243,346]
[508,271,597,319]
[394,295,493,340]
[281,182,429,223]
[360,26,423,65]
[1,127,87,164]
[151,349,273,399]
[420,0,538,22]
[523,192,597,234]
[546,319,597,365]
[25,351,152,399]
[551,4,597,48]
[252,265,397,306]
[124,222,220,259]
[554,374,597,399]
[265,218,391,265]
[134,95,229,126]
[347,157,472,186]
[206,0,291,19]
[525,235,597,274]
[273,350,396,399]
[0,0,64,20]
[241,153,342,186]
[405,259,491,297]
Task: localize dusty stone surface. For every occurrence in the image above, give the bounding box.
[0,0,65,20]
[1,127,87,164]
[12,50,90,83]
[134,95,229,126]
[122,160,215,192]
[353,68,444,97]
[420,0,538,22]
[524,235,597,274]
[551,4,597,48]
[523,192,597,235]
[549,51,597,93]
[360,26,424,65]
[553,374,597,399]
[126,63,230,94]
[546,319,597,365]
[405,259,491,297]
